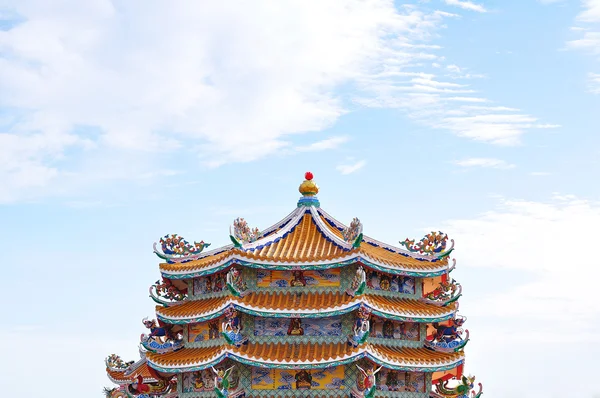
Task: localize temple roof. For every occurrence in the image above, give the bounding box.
[155,291,457,323]
[106,357,156,385]
[145,342,464,373]
[157,205,452,279]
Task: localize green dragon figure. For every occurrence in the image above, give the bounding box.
[435,375,483,398]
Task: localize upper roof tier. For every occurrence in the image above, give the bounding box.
[155,173,455,279]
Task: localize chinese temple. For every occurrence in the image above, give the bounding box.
[105,172,483,398]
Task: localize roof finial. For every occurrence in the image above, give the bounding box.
[297,171,320,207]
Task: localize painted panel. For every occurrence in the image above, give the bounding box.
[366,270,415,294]
[193,272,227,295]
[370,319,420,341]
[188,318,222,342]
[182,365,241,392]
[256,269,340,288]
[376,371,425,393]
[254,316,342,337]
[251,366,345,390]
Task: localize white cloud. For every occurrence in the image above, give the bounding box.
[577,0,600,22]
[439,195,600,340]
[454,157,516,169]
[0,1,458,202]
[530,171,550,176]
[336,160,366,174]
[589,72,600,93]
[567,31,600,54]
[296,136,349,151]
[443,0,487,13]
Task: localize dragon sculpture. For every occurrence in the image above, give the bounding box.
[230,217,260,247]
[149,277,187,306]
[421,279,462,307]
[105,354,133,370]
[400,231,454,258]
[153,234,210,263]
[435,375,483,398]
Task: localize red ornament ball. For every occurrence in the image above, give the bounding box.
[305,171,314,180]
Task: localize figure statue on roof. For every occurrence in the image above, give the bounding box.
[356,364,383,398]
[342,217,363,247]
[222,307,248,346]
[348,306,371,347]
[346,265,366,297]
[154,234,211,261]
[431,315,466,343]
[400,231,453,258]
[226,267,247,297]
[212,365,235,398]
[230,217,260,247]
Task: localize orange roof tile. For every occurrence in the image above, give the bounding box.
[145,343,462,371]
[156,292,455,323]
[359,242,448,271]
[106,362,155,384]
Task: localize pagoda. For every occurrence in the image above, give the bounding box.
[105,172,483,398]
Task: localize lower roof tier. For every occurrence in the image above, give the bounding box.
[156,291,457,324]
[106,360,156,385]
[146,342,463,373]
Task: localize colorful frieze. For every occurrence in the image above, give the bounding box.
[251,366,345,390]
[182,364,241,393]
[256,269,340,288]
[193,272,227,295]
[188,318,222,343]
[376,371,426,393]
[254,316,342,337]
[370,318,420,341]
[366,270,415,294]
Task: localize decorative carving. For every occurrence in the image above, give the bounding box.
[140,318,182,353]
[211,366,235,398]
[287,318,304,335]
[434,375,483,398]
[222,307,248,347]
[105,354,133,370]
[342,218,363,247]
[226,268,247,297]
[346,266,367,297]
[355,365,383,398]
[348,306,371,347]
[421,279,462,307]
[149,278,187,306]
[128,375,173,396]
[230,218,260,247]
[290,270,307,287]
[153,234,210,263]
[295,369,313,389]
[428,314,468,353]
[400,231,454,258]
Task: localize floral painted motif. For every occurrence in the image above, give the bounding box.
[230,217,260,246]
[400,231,452,256]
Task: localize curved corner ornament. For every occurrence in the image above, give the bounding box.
[346,265,367,297]
[421,279,462,307]
[140,318,183,354]
[343,218,364,248]
[435,375,483,398]
[149,278,187,307]
[400,231,454,259]
[153,234,211,263]
[105,354,133,370]
[222,306,248,347]
[347,306,371,347]
[427,314,469,353]
[229,217,260,248]
[226,267,247,297]
[127,376,175,397]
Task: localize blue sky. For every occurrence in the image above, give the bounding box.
[1,1,600,397]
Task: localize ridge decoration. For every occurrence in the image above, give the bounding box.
[421,278,462,307]
[229,217,260,248]
[348,306,372,347]
[346,265,367,297]
[400,231,454,258]
[105,354,134,370]
[343,217,364,248]
[149,278,187,307]
[434,375,483,398]
[221,306,248,347]
[153,234,211,263]
[140,318,183,354]
[226,267,247,297]
[425,314,469,353]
